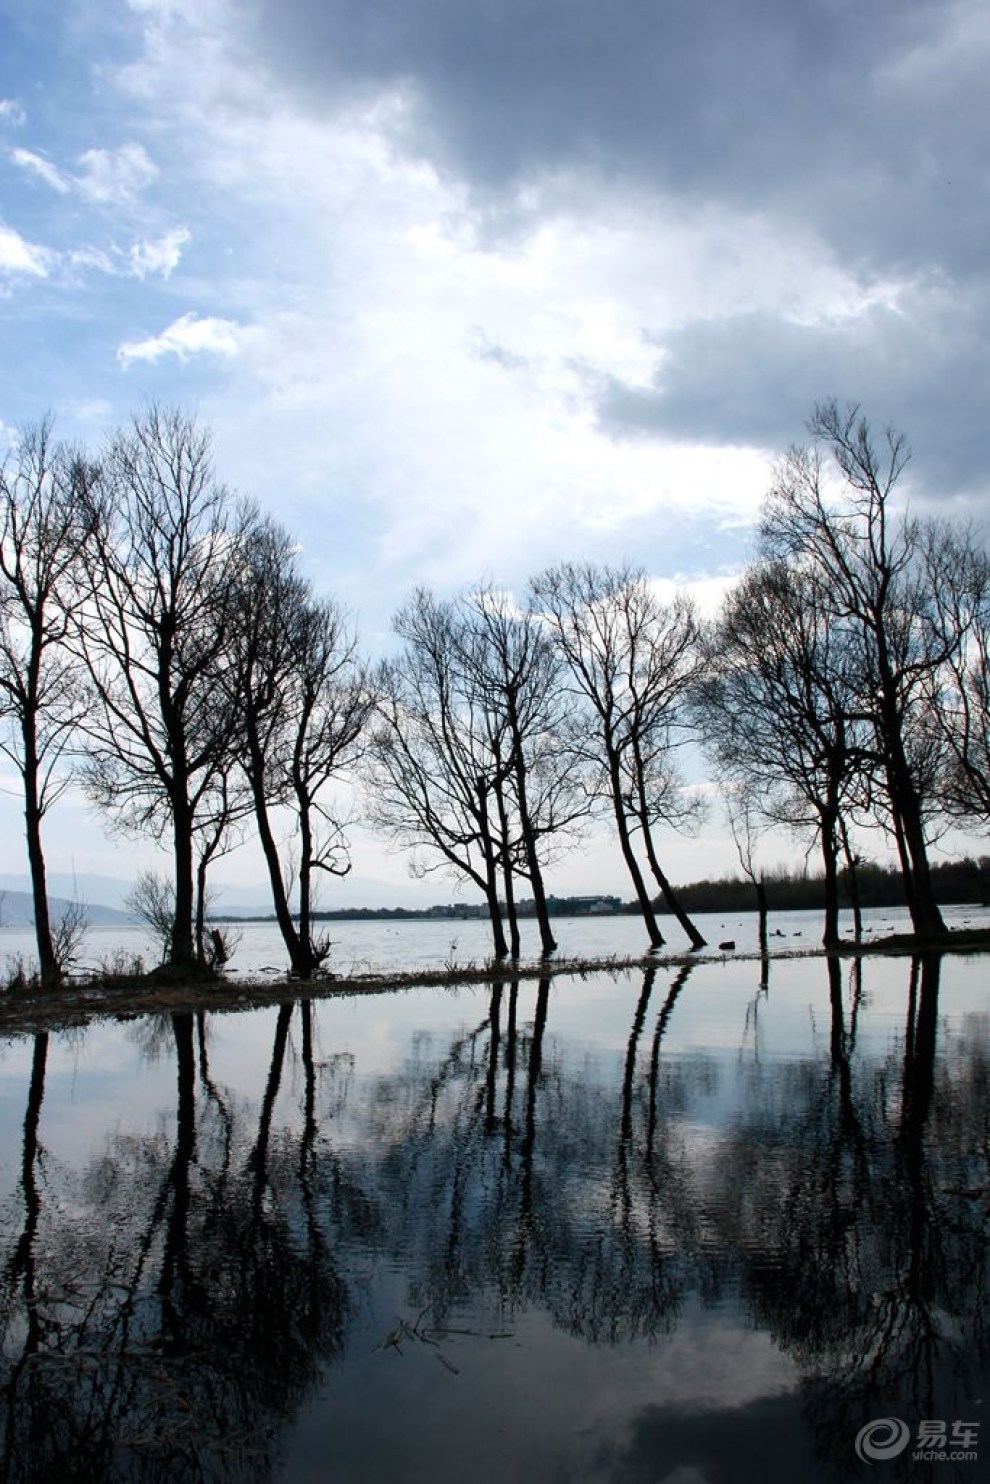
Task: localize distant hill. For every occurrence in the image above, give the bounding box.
[0,890,134,929]
[0,872,138,912]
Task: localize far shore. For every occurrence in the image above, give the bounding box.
[1,926,988,1038]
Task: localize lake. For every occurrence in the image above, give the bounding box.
[0,943,987,1480]
[3,902,990,981]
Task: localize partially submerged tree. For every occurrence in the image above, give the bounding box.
[0,421,92,985]
[531,563,707,950]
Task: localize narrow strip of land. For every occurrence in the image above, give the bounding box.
[1,928,988,1037]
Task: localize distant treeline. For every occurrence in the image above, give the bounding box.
[272,895,625,924]
[238,862,990,925]
[656,857,990,915]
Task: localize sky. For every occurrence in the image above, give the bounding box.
[1,0,988,908]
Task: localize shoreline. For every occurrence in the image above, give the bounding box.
[1,926,989,1037]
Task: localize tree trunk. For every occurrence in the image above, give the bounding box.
[22,739,58,986]
[880,686,947,938]
[297,791,318,972]
[755,875,769,958]
[170,791,197,970]
[195,855,209,966]
[509,729,556,956]
[643,835,705,949]
[245,727,310,976]
[896,792,947,938]
[483,872,509,961]
[838,816,862,943]
[477,780,508,960]
[608,755,664,949]
[820,803,841,950]
[494,778,521,958]
[631,740,705,948]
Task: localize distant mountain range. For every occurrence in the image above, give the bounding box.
[0,872,138,913]
[0,872,266,922]
[0,869,449,919]
[0,890,133,928]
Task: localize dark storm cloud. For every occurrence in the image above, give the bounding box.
[243,0,988,504]
[596,286,990,500]
[248,0,986,277]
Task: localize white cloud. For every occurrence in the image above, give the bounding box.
[74,143,158,203]
[118,311,247,364]
[67,245,117,274]
[128,225,190,278]
[0,224,51,277]
[0,99,26,126]
[647,571,739,620]
[9,147,70,193]
[10,141,160,207]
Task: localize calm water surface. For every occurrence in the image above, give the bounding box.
[3,902,989,979]
[0,951,987,1481]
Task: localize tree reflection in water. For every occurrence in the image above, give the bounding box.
[715,953,989,1479]
[0,1005,354,1481]
[0,956,986,1481]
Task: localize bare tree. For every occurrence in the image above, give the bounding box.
[126,870,175,963]
[531,563,707,950]
[762,402,958,939]
[369,586,587,961]
[458,587,589,957]
[73,408,244,973]
[0,421,92,985]
[922,524,990,826]
[368,589,512,959]
[698,560,862,949]
[228,518,371,978]
[724,784,770,965]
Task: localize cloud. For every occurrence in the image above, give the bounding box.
[0,99,26,126]
[62,231,189,281]
[74,143,158,203]
[246,1,989,275]
[594,278,990,501]
[117,311,248,364]
[0,223,51,277]
[127,226,190,278]
[9,147,70,193]
[10,140,159,205]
